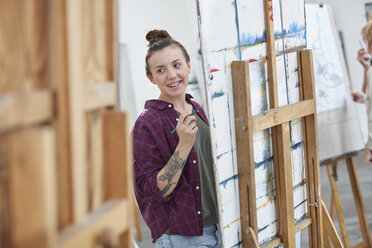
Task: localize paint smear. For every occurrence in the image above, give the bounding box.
[212,91,225,99]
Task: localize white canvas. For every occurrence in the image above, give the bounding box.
[305,4,364,161]
[197,0,307,246]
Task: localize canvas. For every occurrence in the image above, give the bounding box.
[197,0,307,246]
[305,4,364,161]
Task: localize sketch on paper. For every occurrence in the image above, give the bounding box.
[305,4,347,113]
[197,0,307,246]
[305,3,364,161]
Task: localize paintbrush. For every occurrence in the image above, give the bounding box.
[171,106,201,134]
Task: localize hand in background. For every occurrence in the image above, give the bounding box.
[357,48,371,70]
[351,91,366,103]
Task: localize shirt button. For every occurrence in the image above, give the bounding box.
[197,211,201,215]
[195,186,200,190]
[168,104,172,108]
[193,160,196,164]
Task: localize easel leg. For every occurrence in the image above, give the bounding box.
[322,201,345,248]
[325,163,351,248]
[330,163,337,221]
[327,193,337,248]
[245,227,259,248]
[345,157,372,247]
[330,193,336,221]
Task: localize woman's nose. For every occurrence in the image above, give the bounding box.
[167,68,177,79]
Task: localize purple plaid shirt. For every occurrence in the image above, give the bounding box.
[132,94,209,242]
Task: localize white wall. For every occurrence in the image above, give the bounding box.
[118,0,369,138]
[306,0,369,141]
[118,0,201,122]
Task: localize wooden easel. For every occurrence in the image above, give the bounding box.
[0,0,133,247]
[321,153,372,248]
[231,0,343,247]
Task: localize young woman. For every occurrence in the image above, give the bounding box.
[352,21,372,164]
[132,29,221,247]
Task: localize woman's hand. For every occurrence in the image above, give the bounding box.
[357,48,371,70]
[155,114,198,197]
[176,114,198,151]
[351,91,366,103]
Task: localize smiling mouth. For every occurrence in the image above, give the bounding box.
[168,80,182,88]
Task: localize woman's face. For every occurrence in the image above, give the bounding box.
[147,45,191,101]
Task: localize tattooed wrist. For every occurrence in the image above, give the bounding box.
[159,151,186,195]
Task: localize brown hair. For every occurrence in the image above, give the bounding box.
[362,20,372,47]
[145,29,190,76]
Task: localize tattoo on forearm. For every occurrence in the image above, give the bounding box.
[159,151,186,195]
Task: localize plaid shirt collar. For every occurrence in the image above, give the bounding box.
[145,93,195,110]
[144,94,208,125]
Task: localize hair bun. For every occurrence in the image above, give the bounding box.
[146,30,172,46]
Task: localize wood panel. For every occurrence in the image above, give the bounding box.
[83,82,117,111]
[1,1,127,247]
[0,0,48,94]
[87,110,104,211]
[82,0,113,83]
[102,111,132,200]
[49,0,73,229]
[102,111,133,247]
[66,0,89,221]
[0,90,54,133]
[0,134,11,247]
[66,0,118,222]
[58,199,128,248]
[9,127,57,248]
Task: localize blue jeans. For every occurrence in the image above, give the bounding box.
[155,224,222,248]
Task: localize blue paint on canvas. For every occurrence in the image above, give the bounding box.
[219,174,239,188]
[212,91,225,99]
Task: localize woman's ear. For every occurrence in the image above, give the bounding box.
[146,74,155,84]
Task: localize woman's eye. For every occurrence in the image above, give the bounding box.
[174,63,181,68]
[157,68,164,73]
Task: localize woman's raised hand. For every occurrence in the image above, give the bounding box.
[357,48,371,70]
[176,114,198,151]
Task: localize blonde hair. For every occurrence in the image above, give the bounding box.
[362,20,372,47]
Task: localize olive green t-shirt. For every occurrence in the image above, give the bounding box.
[193,110,219,226]
[165,108,219,234]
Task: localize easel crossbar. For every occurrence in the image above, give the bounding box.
[252,99,315,132]
[261,218,312,248]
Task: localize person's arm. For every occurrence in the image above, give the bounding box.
[156,114,198,197]
[363,69,368,93]
[357,48,371,93]
[352,49,371,103]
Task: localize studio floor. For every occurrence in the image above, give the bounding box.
[132,151,372,247]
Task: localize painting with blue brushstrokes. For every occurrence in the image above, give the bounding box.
[197,0,307,247]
